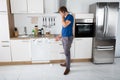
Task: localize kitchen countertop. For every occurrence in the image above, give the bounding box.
[10,34,58,40]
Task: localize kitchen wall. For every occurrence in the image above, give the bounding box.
[66,0,120,57]
[13,0,120,35]
[14,13,62,35]
[115,8,120,57]
[67,0,120,13]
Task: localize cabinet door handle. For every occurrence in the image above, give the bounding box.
[2,45,9,47]
[0,11,6,13]
[1,41,9,43]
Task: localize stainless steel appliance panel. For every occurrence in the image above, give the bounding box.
[93,38,115,46]
[93,39,115,63]
[89,2,119,64]
[93,48,114,63]
[95,3,119,39]
[75,19,94,37]
[106,3,119,39]
[96,3,107,38]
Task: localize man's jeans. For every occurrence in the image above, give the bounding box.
[62,36,73,69]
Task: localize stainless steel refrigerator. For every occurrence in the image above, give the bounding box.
[89,2,119,64]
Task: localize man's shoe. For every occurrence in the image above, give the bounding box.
[60,63,66,67]
[64,68,70,75]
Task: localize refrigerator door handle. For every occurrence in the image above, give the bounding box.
[103,6,108,36]
[97,46,114,48]
[105,6,109,35]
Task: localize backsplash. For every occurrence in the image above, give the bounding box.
[13,13,62,35]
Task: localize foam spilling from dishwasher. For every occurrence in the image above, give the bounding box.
[34,38,56,45]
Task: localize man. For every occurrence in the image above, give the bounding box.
[56,6,74,75]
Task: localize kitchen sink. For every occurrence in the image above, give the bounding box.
[18,34,30,38]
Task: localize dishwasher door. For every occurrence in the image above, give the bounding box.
[31,39,50,62]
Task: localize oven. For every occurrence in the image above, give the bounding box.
[75,19,94,37]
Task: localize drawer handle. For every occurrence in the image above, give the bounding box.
[96,48,113,51]
[59,44,62,45]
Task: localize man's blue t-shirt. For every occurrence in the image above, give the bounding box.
[62,14,74,37]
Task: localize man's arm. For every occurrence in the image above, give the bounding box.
[55,34,61,41]
[62,16,71,28]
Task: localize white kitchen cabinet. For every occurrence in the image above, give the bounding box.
[0,0,7,12]
[44,38,74,60]
[10,40,31,61]
[0,13,10,41]
[31,39,64,61]
[71,39,75,58]
[0,13,11,62]
[74,38,92,59]
[0,41,11,62]
[46,40,74,60]
[44,0,58,13]
[10,0,44,13]
[10,0,27,13]
[28,0,44,13]
[31,39,52,61]
[48,41,65,60]
[31,38,74,61]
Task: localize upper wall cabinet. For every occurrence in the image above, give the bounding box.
[0,0,7,12]
[10,0,27,13]
[28,0,44,13]
[10,0,44,13]
[44,0,58,13]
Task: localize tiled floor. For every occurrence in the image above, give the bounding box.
[0,58,120,80]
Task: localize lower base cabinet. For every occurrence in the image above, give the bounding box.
[31,39,74,61]
[10,38,92,62]
[74,38,93,59]
[0,40,11,62]
[10,40,31,61]
[31,39,65,61]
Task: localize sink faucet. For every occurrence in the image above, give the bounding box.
[24,26,27,35]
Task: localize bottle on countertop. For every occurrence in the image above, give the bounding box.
[38,28,44,35]
[32,29,34,36]
[41,28,44,35]
[24,26,27,35]
[34,25,38,37]
[14,27,19,37]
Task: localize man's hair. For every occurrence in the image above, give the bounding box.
[58,6,68,13]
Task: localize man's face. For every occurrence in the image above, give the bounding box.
[59,11,65,17]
